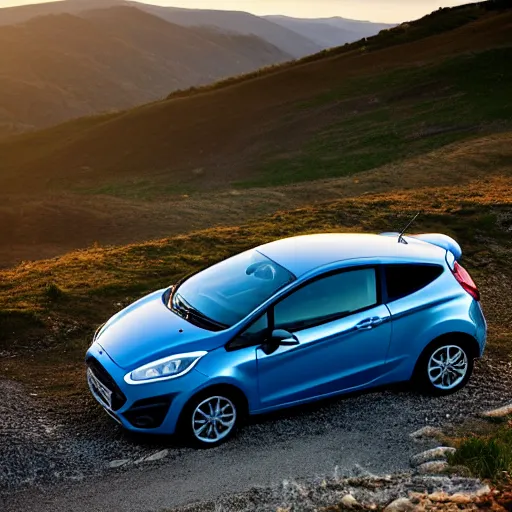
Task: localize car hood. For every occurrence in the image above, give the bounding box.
[96,289,226,369]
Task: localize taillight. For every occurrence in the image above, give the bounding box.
[452,262,480,301]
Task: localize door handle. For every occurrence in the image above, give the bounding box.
[355,317,383,330]
[356,318,373,330]
[370,316,383,326]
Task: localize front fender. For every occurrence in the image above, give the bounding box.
[194,345,259,412]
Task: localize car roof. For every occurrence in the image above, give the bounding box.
[257,233,446,277]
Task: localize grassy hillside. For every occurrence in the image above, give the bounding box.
[1,5,510,187]
[0,4,510,268]
[0,3,509,259]
[0,5,290,136]
[1,151,511,416]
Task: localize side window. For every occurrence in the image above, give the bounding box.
[228,313,269,350]
[274,268,377,331]
[384,264,444,302]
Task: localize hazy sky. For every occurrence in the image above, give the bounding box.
[0,0,481,23]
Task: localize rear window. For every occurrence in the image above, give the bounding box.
[384,264,443,302]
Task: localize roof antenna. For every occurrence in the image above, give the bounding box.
[397,212,420,244]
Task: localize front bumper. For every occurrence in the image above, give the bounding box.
[85,342,209,434]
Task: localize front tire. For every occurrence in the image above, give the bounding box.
[414,339,474,396]
[181,392,240,448]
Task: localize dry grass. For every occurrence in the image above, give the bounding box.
[1,131,510,268]
[1,171,511,421]
[0,10,510,269]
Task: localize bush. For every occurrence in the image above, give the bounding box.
[44,282,64,302]
[449,426,512,480]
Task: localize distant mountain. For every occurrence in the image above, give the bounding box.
[0,0,323,58]
[0,5,292,136]
[134,3,322,58]
[264,15,395,48]
[0,0,121,25]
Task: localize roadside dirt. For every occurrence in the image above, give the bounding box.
[2,354,512,511]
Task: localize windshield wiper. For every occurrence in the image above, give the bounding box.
[173,294,227,331]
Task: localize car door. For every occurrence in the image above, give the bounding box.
[256,267,392,409]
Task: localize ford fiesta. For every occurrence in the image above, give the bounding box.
[86,232,487,447]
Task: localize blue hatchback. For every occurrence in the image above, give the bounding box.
[86,233,487,447]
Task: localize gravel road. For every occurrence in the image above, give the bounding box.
[2,356,512,512]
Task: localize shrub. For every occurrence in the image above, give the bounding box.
[44,282,64,302]
[449,426,512,480]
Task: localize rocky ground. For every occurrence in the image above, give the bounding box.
[2,355,512,511]
[175,473,500,512]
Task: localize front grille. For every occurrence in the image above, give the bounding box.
[86,357,127,411]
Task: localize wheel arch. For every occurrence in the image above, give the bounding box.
[179,382,250,426]
[413,331,480,377]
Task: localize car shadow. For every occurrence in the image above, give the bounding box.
[117,380,416,449]
[245,381,413,426]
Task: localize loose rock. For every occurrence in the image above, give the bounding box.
[409,426,442,441]
[481,403,512,418]
[340,494,359,508]
[383,497,415,511]
[449,493,472,504]
[416,461,449,475]
[410,447,456,467]
[428,491,450,502]
[108,459,130,469]
[144,449,169,462]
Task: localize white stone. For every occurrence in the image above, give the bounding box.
[476,484,491,497]
[409,426,442,440]
[410,446,456,467]
[416,460,449,475]
[428,491,449,502]
[108,459,130,468]
[133,449,169,465]
[481,403,512,418]
[340,494,358,508]
[142,449,169,463]
[383,497,415,512]
[449,493,472,504]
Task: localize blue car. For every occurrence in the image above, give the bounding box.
[86,233,487,447]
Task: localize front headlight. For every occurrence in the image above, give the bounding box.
[124,351,207,384]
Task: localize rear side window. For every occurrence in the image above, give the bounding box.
[274,268,378,331]
[384,264,443,302]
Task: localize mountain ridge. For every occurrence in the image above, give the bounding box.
[264,14,395,48]
[0,4,292,135]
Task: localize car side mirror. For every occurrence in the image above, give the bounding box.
[271,329,299,346]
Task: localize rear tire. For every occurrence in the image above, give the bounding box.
[414,339,474,396]
[180,390,241,448]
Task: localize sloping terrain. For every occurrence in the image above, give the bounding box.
[1,141,512,501]
[0,4,510,267]
[1,4,510,188]
[1,3,512,507]
[264,15,394,48]
[0,5,291,135]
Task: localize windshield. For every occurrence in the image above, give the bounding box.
[171,250,295,329]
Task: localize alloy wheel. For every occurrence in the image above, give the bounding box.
[428,345,468,390]
[191,396,237,444]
